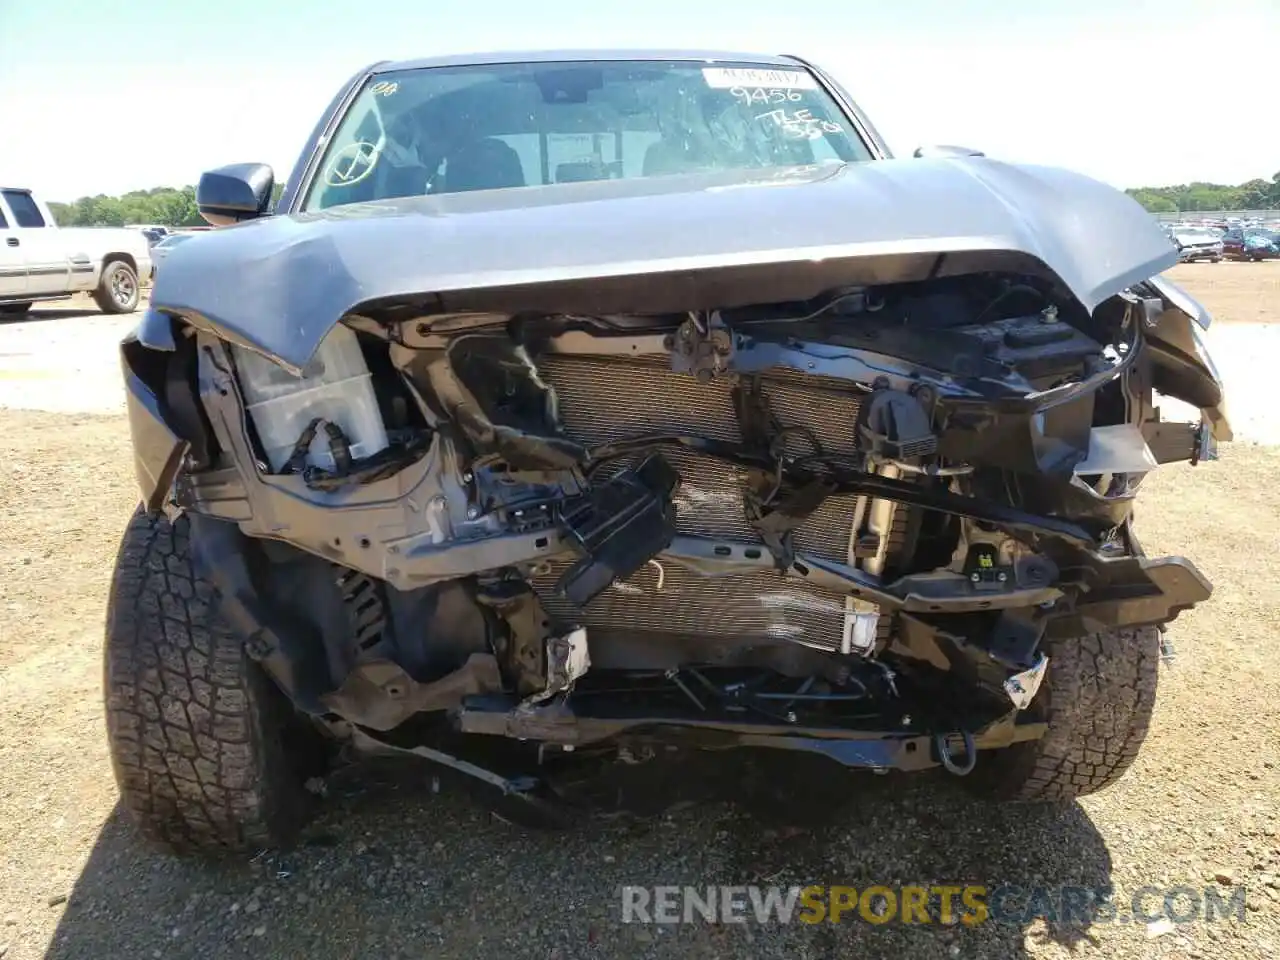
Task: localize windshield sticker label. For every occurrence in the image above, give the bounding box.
[370,80,399,97]
[702,68,818,90]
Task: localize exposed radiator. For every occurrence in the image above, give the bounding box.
[533,356,898,650]
[534,558,852,650]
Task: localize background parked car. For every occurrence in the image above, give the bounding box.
[0,186,152,314]
[1247,229,1280,259]
[149,232,200,275]
[1222,226,1280,261]
[1172,228,1224,263]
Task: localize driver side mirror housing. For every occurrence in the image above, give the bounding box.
[196,163,275,227]
[912,145,986,159]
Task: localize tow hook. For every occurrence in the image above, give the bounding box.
[935,729,977,776]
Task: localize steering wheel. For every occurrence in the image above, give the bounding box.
[323,141,381,188]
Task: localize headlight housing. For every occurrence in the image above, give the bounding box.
[232,325,388,473]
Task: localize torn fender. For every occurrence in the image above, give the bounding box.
[1142,275,1232,441]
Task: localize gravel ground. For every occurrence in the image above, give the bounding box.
[1,268,1278,959]
[0,298,135,415]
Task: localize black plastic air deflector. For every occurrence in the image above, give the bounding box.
[856,389,938,460]
[555,454,680,606]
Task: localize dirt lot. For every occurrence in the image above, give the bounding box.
[1,265,1278,959]
[1164,260,1280,326]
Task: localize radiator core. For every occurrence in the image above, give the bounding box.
[532,355,883,651]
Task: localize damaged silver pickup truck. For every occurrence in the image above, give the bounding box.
[107,50,1229,855]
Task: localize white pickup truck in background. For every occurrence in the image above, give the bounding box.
[0,187,153,316]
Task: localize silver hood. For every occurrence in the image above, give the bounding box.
[148,157,1177,374]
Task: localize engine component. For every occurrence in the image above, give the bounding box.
[521,627,591,707]
[670,312,735,382]
[476,580,554,696]
[855,388,937,461]
[425,336,586,471]
[837,458,902,656]
[859,461,902,578]
[841,599,880,654]
[284,418,354,476]
[963,543,1011,590]
[555,453,681,605]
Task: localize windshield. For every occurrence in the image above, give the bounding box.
[303,60,873,210]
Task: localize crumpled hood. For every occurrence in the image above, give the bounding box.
[149,157,1177,374]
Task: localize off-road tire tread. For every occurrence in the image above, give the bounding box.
[104,510,312,854]
[972,626,1159,802]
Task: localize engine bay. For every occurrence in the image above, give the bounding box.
[141,271,1215,767]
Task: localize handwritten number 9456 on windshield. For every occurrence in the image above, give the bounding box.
[730,86,803,105]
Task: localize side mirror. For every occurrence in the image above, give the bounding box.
[196,163,275,227]
[912,145,986,159]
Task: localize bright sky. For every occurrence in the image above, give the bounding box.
[2,0,1277,201]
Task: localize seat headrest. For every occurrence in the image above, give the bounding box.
[444,138,526,193]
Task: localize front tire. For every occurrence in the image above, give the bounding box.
[104,510,323,855]
[967,626,1159,802]
[93,259,140,313]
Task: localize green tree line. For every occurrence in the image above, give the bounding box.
[49,184,287,227]
[1126,172,1280,213]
